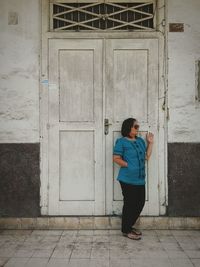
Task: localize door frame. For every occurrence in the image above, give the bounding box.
[40,0,167,216]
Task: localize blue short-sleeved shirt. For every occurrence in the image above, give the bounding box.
[113,136,147,185]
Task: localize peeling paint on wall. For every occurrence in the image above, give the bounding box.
[167,0,200,142]
[0,0,40,143]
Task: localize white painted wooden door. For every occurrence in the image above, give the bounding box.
[105,39,159,215]
[48,38,159,215]
[48,39,104,215]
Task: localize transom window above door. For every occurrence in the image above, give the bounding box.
[50,0,156,31]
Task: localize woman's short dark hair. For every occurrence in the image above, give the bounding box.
[121,118,136,137]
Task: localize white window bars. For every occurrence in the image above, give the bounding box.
[50,1,156,31]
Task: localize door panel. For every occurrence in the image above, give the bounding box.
[59,50,94,122]
[48,38,160,216]
[59,131,95,201]
[48,39,104,215]
[113,49,148,122]
[105,39,159,215]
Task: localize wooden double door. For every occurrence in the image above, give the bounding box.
[48,38,159,215]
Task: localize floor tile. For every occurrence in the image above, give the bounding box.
[161,242,182,251]
[4,257,30,267]
[147,250,169,259]
[184,250,200,259]
[92,242,110,250]
[109,248,131,259]
[166,250,189,259]
[26,257,49,266]
[109,230,122,235]
[0,229,199,267]
[172,230,197,236]
[56,242,74,250]
[13,249,35,258]
[43,236,61,242]
[76,236,93,243]
[109,235,127,243]
[159,236,177,243]
[1,230,32,236]
[51,247,72,258]
[70,248,91,259]
[31,230,50,236]
[169,258,194,267]
[32,249,53,258]
[91,248,109,259]
[46,230,63,236]
[73,242,92,250]
[62,230,78,237]
[0,257,9,266]
[37,241,58,250]
[68,259,90,267]
[131,258,172,267]
[77,230,94,236]
[59,236,77,244]
[191,258,200,267]
[0,249,15,257]
[89,259,109,267]
[174,236,193,243]
[155,230,173,236]
[47,258,69,266]
[110,259,132,267]
[24,235,44,243]
[179,242,199,250]
[93,235,109,243]
[140,230,157,236]
[93,230,109,236]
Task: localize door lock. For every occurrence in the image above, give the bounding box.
[104,118,112,135]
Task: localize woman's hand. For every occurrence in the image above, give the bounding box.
[113,155,128,167]
[146,132,154,144]
[146,132,154,160]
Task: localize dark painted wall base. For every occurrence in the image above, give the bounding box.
[0,143,40,217]
[168,143,200,217]
[0,142,200,217]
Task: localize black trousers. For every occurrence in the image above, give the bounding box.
[120,181,145,234]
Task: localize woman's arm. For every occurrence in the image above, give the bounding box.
[146,132,154,160]
[113,155,128,167]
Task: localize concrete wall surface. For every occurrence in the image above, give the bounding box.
[0,0,40,143]
[0,0,200,218]
[167,0,200,142]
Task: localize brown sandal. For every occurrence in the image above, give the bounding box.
[131,228,142,236]
[123,232,141,240]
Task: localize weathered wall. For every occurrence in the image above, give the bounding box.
[0,0,200,218]
[168,143,200,216]
[0,0,40,143]
[167,0,200,143]
[0,144,40,217]
[167,0,200,216]
[0,0,40,217]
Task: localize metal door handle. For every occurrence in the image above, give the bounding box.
[104,119,112,135]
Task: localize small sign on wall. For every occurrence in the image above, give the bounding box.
[8,12,18,25]
[169,23,184,32]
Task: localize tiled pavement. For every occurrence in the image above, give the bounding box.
[0,229,199,267]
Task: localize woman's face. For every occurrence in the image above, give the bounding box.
[129,120,140,138]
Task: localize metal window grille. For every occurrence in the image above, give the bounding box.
[51,1,155,31]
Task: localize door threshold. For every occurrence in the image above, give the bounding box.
[0,216,199,230]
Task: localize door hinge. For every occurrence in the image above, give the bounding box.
[46,123,50,130]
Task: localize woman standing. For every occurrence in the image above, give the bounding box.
[113,118,154,240]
